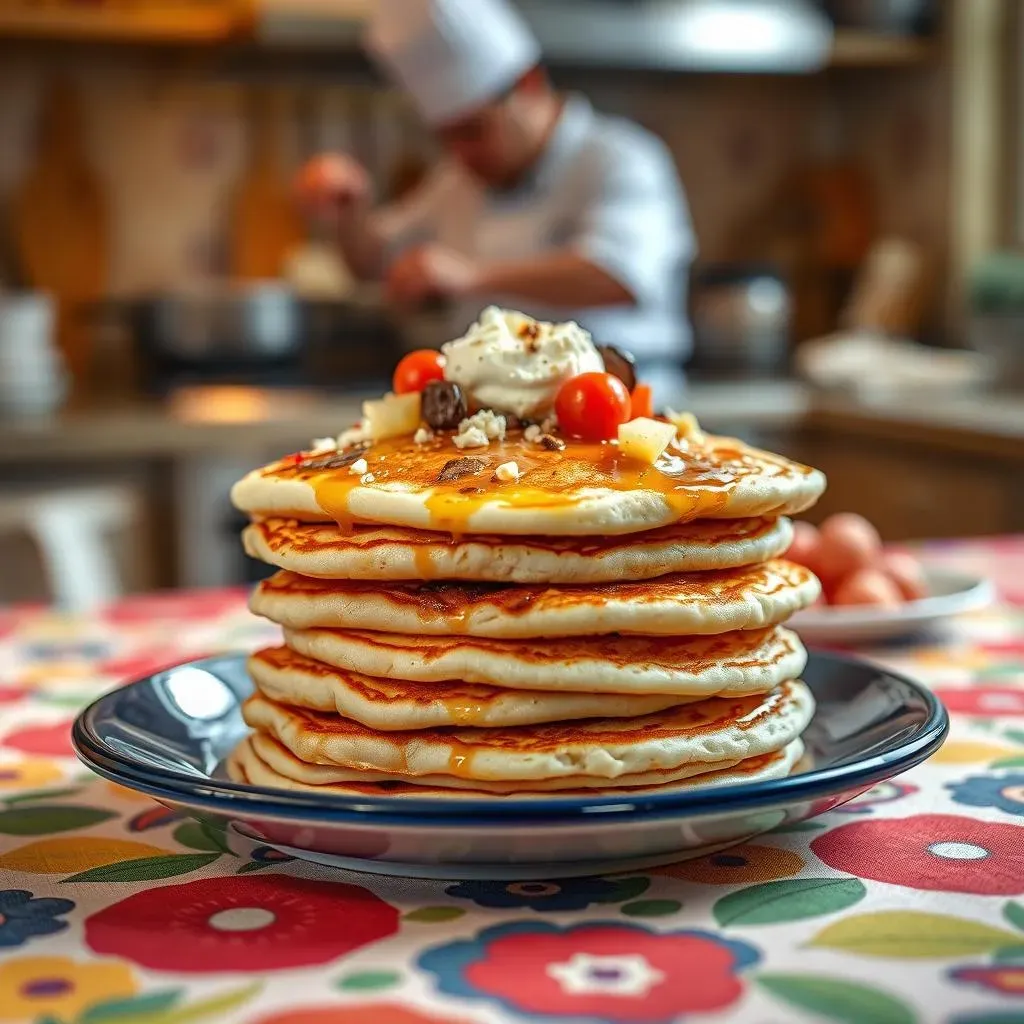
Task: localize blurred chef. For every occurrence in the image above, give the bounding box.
[296,0,695,404]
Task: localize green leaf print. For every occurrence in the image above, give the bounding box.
[4,787,84,806]
[714,878,866,926]
[172,822,233,855]
[0,805,116,835]
[404,906,466,923]
[78,984,260,1024]
[80,989,184,1023]
[62,853,221,883]
[809,911,1021,958]
[1003,901,1024,933]
[757,974,916,1024]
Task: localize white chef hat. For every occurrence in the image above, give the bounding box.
[365,0,541,126]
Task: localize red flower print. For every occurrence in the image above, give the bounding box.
[420,922,760,1023]
[935,688,1024,717]
[948,964,1024,996]
[98,650,204,683]
[103,589,245,626]
[253,1005,474,1024]
[85,874,398,973]
[812,815,1024,895]
[3,721,74,757]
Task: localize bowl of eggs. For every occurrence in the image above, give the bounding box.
[787,513,994,644]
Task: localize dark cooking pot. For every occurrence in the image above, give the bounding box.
[86,283,407,395]
[101,283,305,362]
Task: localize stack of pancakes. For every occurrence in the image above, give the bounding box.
[228,429,825,798]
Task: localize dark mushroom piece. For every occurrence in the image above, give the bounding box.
[437,457,487,483]
[597,345,637,392]
[422,380,468,431]
[299,447,371,471]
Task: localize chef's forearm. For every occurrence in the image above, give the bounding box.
[471,253,635,308]
[334,207,389,281]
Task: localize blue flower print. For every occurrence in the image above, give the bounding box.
[0,890,75,948]
[446,875,647,912]
[948,773,1024,818]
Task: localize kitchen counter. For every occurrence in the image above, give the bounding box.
[0,381,812,464]
[806,390,1024,460]
[1,381,1021,463]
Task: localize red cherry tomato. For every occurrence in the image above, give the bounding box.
[555,372,632,442]
[393,350,445,394]
[631,383,653,419]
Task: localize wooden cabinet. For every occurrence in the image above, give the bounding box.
[745,426,1023,541]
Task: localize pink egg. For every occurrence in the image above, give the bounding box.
[832,568,902,607]
[785,521,823,570]
[817,513,883,580]
[882,551,928,601]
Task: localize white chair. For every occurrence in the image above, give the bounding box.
[0,483,139,612]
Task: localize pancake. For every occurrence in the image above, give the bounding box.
[251,560,819,638]
[242,515,795,583]
[228,731,805,797]
[283,624,807,696]
[230,431,825,536]
[241,680,814,782]
[249,646,693,730]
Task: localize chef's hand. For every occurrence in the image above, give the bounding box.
[386,245,479,307]
[294,154,371,225]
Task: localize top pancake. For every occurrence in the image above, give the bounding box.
[231,430,825,537]
[243,515,794,583]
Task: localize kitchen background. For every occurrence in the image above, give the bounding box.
[0,0,1021,607]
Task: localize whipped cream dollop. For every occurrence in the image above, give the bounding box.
[442,306,604,419]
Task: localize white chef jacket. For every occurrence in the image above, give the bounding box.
[375,95,695,404]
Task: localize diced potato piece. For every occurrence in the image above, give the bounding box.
[363,392,421,441]
[617,417,677,464]
[666,408,704,442]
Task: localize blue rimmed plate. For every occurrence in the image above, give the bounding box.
[73,652,947,879]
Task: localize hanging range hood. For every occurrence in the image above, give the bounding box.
[254,0,834,74]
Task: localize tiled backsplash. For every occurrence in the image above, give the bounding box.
[0,54,948,298]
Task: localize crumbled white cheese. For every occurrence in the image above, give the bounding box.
[453,409,507,449]
[309,436,337,453]
[338,423,369,449]
[360,472,375,484]
[540,415,558,434]
[414,426,435,445]
[524,424,542,442]
[453,426,489,449]
[494,460,520,482]
[349,457,369,475]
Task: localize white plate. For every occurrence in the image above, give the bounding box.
[790,567,994,645]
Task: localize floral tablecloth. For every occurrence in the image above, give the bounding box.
[1,538,1023,1024]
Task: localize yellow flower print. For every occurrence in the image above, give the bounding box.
[0,837,170,875]
[0,955,135,1023]
[0,759,63,791]
[103,780,156,804]
[653,843,805,884]
[16,663,95,690]
[930,740,1017,765]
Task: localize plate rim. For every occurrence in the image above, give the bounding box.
[72,651,949,827]
[790,569,994,632]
